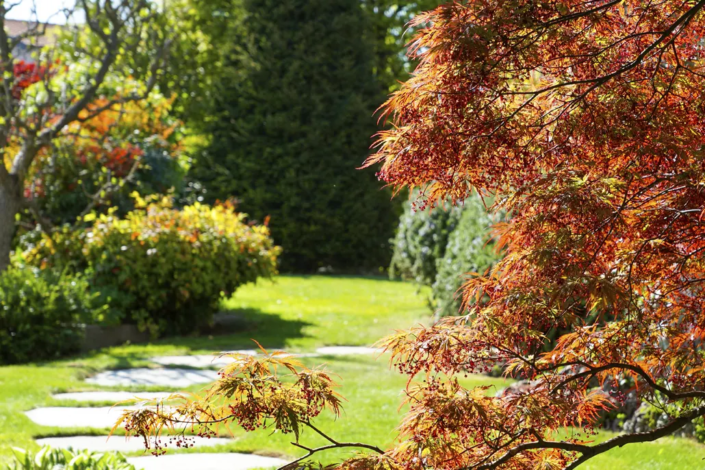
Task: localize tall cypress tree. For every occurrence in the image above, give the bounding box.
[192,0,398,272]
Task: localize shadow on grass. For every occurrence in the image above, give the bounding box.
[156,307,313,352]
[44,308,312,372]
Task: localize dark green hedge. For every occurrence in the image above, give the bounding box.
[190,0,398,272]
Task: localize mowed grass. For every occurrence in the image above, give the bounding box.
[1,275,705,468]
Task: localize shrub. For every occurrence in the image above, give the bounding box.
[24,94,186,227]
[24,196,281,335]
[0,267,101,365]
[10,446,135,470]
[389,192,501,318]
[432,197,501,318]
[389,197,463,286]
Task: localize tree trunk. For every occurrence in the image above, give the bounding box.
[0,177,20,272]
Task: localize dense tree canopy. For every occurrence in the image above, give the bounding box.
[0,0,169,271]
[361,0,445,92]
[120,0,705,468]
[367,0,705,467]
[191,0,398,272]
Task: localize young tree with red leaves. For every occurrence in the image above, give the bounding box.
[117,1,705,468]
[0,1,170,271]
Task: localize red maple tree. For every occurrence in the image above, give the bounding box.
[118,1,705,468]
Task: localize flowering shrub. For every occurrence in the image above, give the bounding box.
[23,196,280,335]
[23,92,186,226]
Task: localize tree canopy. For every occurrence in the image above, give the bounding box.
[119,0,705,468]
[0,0,170,271]
[191,0,399,272]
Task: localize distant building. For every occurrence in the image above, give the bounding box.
[5,19,61,62]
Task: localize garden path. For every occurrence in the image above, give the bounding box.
[24,346,381,469]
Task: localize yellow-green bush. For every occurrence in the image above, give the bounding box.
[24,196,281,335]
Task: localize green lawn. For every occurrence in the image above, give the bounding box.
[1,275,705,468]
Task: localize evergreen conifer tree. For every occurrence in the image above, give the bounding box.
[192,0,397,271]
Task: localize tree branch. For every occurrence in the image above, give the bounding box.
[473,404,705,470]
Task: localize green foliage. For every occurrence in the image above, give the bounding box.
[190,0,399,272]
[0,267,101,365]
[390,193,500,317]
[22,197,280,336]
[389,199,462,286]
[9,446,135,470]
[360,1,446,92]
[24,93,187,228]
[432,197,501,317]
[694,417,705,443]
[160,0,240,130]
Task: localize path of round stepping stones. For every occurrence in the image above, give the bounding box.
[25,346,381,469]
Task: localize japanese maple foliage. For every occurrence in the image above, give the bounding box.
[367,0,705,467]
[118,1,705,469]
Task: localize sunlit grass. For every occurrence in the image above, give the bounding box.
[1,275,705,468]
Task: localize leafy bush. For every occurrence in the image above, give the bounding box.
[432,197,501,317]
[24,94,186,227]
[389,198,462,286]
[389,193,501,318]
[24,196,281,335]
[0,267,101,365]
[10,446,135,470]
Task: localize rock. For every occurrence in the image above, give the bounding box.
[53,392,174,403]
[25,406,142,428]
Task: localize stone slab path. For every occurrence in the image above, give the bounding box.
[53,392,174,402]
[35,436,233,453]
[25,406,143,428]
[86,368,219,387]
[127,453,287,470]
[150,351,321,368]
[25,347,379,469]
[150,354,249,368]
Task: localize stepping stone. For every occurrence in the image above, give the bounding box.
[53,392,174,402]
[150,352,318,368]
[25,406,142,428]
[128,453,287,470]
[35,436,232,453]
[316,346,384,356]
[86,368,219,387]
[150,355,245,368]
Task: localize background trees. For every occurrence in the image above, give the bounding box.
[190,0,399,272]
[0,0,169,271]
[119,0,705,468]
